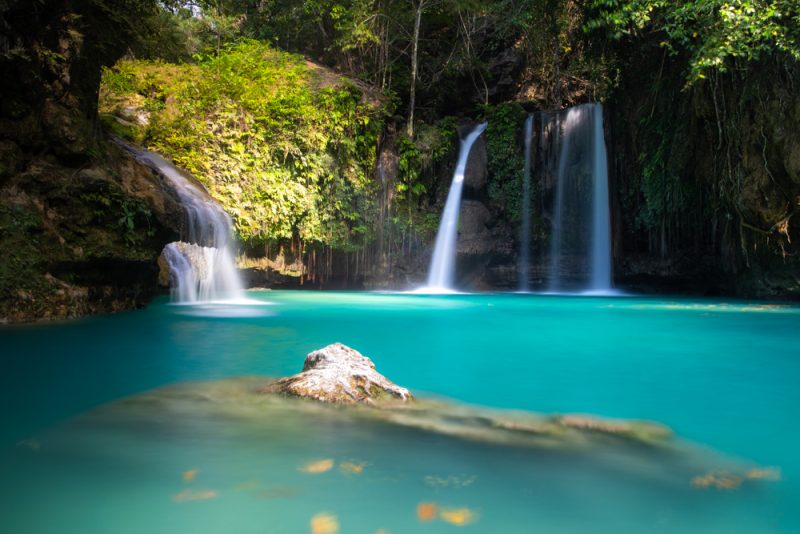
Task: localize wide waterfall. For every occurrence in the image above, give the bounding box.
[518,114,534,292]
[545,103,612,293]
[423,123,488,292]
[129,147,245,303]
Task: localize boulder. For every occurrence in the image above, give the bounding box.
[261,343,412,405]
[158,241,212,287]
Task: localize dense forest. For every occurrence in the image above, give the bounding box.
[1,0,799,320]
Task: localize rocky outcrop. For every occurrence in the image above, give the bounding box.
[157,242,207,288]
[608,45,800,298]
[254,344,673,449]
[0,144,183,323]
[0,1,191,322]
[261,343,413,405]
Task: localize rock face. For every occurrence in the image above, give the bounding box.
[0,1,186,322]
[262,343,412,405]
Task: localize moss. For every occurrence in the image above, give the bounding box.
[481,103,528,221]
[0,202,46,296]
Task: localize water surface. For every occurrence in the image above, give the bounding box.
[1,291,798,532]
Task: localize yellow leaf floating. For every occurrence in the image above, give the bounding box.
[440,507,478,526]
[745,467,781,481]
[172,489,218,502]
[182,469,199,482]
[300,459,334,474]
[339,461,366,475]
[690,472,742,490]
[416,502,439,522]
[310,513,339,534]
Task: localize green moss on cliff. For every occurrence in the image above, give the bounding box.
[100,40,388,252]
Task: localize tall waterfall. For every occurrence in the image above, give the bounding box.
[424,123,487,291]
[546,103,612,293]
[589,104,612,291]
[518,114,534,292]
[131,148,245,303]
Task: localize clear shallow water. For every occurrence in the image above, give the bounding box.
[1,291,799,533]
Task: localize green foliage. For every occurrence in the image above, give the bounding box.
[635,117,690,232]
[100,40,387,251]
[80,189,155,246]
[481,103,527,221]
[588,0,800,85]
[396,118,457,202]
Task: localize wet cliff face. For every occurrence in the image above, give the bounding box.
[0,0,188,322]
[608,45,800,298]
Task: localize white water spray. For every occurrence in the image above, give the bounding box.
[518,114,534,291]
[132,148,245,303]
[546,103,612,293]
[423,123,487,292]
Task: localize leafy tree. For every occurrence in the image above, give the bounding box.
[588,0,800,84]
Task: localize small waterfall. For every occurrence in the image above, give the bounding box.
[128,147,245,303]
[424,122,487,291]
[518,114,534,292]
[546,103,612,293]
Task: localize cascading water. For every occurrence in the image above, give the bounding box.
[423,122,487,292]
[124,145,245,303]
[545,103,612,293]
[589,104,612,291]
[518,114,534,292]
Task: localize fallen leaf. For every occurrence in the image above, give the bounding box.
[416,502,438,522]
[300,459,335,474]
[310,513,339,534]
[183,469,199,482]
[440,507,477,526]
[172,489,218,502]
[339,461,365,475]
[745,467,781,481]
[691,472,742,490]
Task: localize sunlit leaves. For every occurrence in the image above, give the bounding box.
[589,0,800,85]
[101,40,386,250]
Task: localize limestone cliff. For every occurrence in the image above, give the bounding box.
[0,0,185,322]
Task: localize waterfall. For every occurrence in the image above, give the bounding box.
[424,122,487,291]
[124,145,245,303]
[590,104,612,291]
[518,114,533,292]
[546,103,612,293]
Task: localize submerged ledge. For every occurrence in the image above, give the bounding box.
[73,343,780,494]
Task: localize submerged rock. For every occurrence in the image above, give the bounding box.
[256,344,675,448]
[261,343,412,405]
[84,376,778,491]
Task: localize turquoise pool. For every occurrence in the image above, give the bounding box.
[1,291,799,532]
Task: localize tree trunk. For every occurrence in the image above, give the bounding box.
[407,0,424,138]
